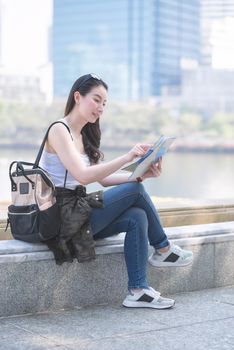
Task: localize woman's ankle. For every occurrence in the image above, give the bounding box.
[131,288,143,293]
[158,243,170,253]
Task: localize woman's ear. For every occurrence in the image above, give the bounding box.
[74,91,81,104]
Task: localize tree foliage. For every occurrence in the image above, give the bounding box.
[0,99,233,147]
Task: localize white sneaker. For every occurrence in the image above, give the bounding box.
[149,243,193,267]
[122,287,175,309]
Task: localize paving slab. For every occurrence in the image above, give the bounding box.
[0,323,68,350]
[0,286,234,350]
[77,317,234,350]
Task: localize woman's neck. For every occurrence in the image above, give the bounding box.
[64,110,87,136]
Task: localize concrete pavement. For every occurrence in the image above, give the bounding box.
[0,285,234,350]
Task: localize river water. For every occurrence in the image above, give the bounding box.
[0,148,234,201]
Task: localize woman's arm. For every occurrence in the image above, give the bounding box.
[98,173,137,187]
[48,123,151,185]
[99,157,163,187]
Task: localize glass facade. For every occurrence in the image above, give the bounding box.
[153,0,200,95]
[53,0,200,100]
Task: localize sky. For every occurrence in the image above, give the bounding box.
[1,0,52,74]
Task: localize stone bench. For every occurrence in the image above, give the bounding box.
[1,221,234,317]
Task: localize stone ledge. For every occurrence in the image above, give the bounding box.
[0,221,234,263]
[159,201,234,226]
[1,221,234,317]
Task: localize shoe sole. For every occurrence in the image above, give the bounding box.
[148,256,193,268]
[122,300,175,309]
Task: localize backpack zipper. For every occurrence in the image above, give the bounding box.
[8,209,37,216]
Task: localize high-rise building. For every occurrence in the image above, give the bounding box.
[0,0,5,67]
[200,0,234,67]
[53,0,200,100]
[201,0,234,19]
[153,0,200,96]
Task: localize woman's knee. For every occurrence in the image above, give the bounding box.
[126,207,148,231]
[122,181,145,196]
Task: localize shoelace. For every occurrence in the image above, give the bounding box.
[172,245,189,260]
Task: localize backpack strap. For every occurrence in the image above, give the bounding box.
[33,121,73,187]
[34,121,72,168]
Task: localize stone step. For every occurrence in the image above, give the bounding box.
[0,221,234,317]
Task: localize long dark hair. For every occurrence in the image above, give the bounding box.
[64,74,108,164]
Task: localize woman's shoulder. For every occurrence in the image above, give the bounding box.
[45,119,72,153]
[50,118,68,129]
[48,119,71,137]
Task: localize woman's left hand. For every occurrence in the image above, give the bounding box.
[141,157,162,180]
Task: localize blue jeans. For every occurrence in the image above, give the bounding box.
[90,182,169,289]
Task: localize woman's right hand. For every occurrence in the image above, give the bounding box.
[125,143,153,163]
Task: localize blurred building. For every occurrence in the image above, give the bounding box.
[0,0,5,67]
[0,70,45,103]
[153,0,200,96]
[153,66,234,114]
[0,0,51,104]
[181,66,234,113]
[53,0,200,100]
[200,0,234,67]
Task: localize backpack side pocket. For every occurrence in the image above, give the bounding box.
[8,204,41,243]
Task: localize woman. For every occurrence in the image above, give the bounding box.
[41,73,193,309]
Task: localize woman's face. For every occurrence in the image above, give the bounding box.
[78,85,107,123]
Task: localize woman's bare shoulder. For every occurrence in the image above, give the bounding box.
[46,121,72,152]
[49,120,71,138]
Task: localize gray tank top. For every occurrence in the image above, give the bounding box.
[40,120,90,189]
